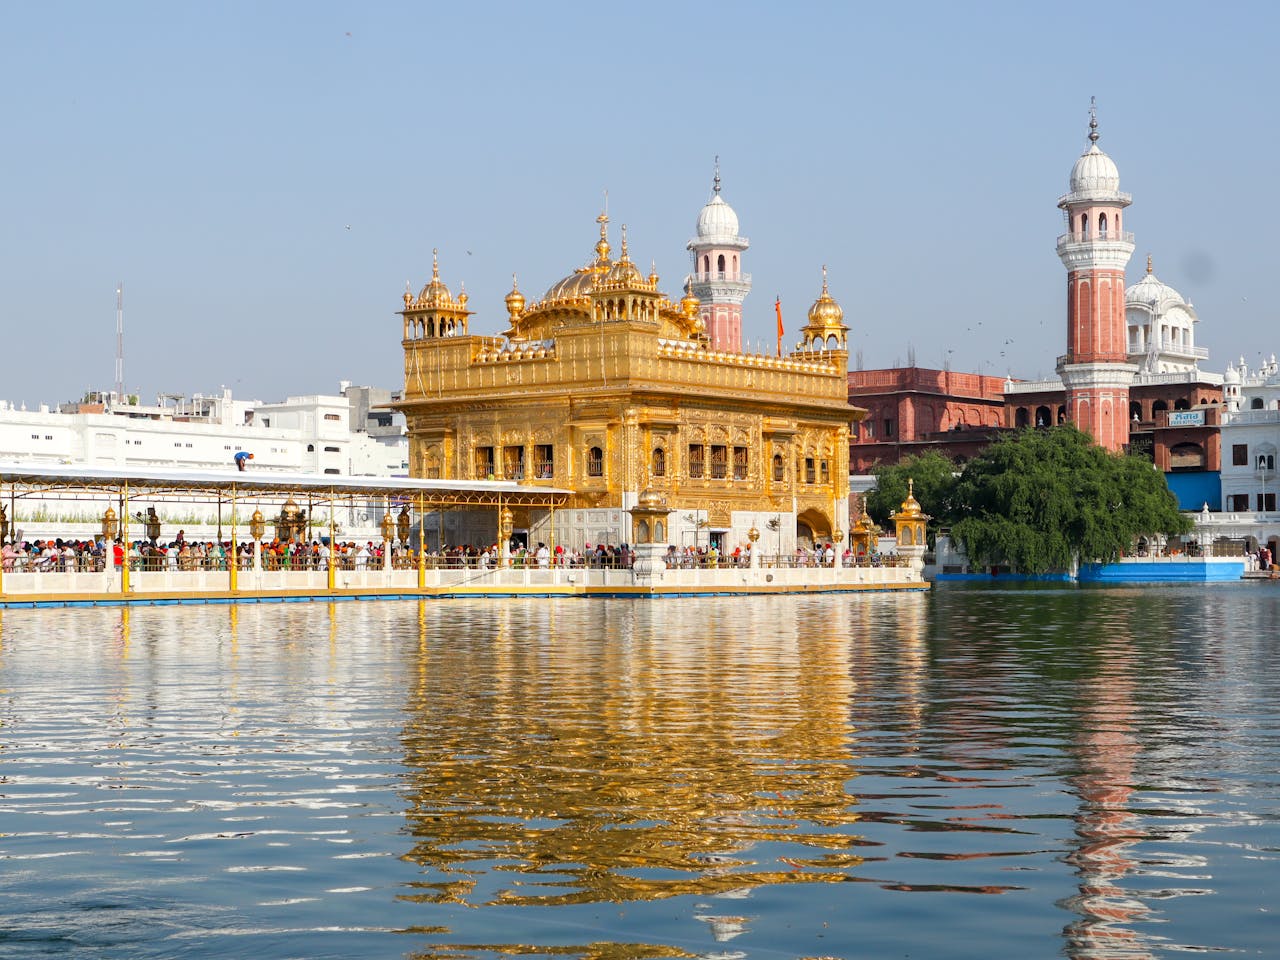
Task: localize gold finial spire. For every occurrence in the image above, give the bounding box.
[822,263,829,294]
[620,223,630,261]
[432,248,439,279]
[908,477,915,498]
[594,208,611,263]
[1147,254,1153,275]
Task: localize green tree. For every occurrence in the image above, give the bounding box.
[949,425,1191,574]
[865,452,961,542]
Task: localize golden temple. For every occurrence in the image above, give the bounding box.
[394,209,860,554]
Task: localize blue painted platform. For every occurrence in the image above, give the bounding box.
[1079,559,1245,583]
[937,559,1246,583]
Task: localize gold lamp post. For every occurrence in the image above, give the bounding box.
[0,503,8,543]
[380,511,395,572]
[747,525,761,569]
[397,506,411,546]
[499,506,514,567]
[833,528,845,568]
[101,507,118,541]
[144,507,161,544]
[249,509,265,571]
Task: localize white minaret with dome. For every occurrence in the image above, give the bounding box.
[1056,101,1138,452]
[687,160,751,352]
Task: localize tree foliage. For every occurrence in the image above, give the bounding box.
[948,425,1191,574]
[866,452,961,537]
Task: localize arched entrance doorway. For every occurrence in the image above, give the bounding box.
[795,508,831,550]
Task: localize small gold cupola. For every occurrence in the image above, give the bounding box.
[400,248,473,341]
[800,265,849,352]
[891,478,929,550]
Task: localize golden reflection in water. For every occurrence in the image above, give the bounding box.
[892,598,927,745]
[399,599,864,908]
[116,606,130,659]
[327,601,338,687]
[1062,638,1156,960]
[225,604,240,730]
[105,608,132,748]
[407,941,694,960]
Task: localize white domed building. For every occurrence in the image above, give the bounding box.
[1126,258,1205,374]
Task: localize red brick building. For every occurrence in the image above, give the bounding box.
[848,367,1008,472]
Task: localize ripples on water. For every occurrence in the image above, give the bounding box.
[0,585,1277,959]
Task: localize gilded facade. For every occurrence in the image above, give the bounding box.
[393,201,859,554]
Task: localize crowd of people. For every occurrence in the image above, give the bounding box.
[0,536,624,573]
[1,535,895,575]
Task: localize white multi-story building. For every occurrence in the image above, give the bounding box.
[1192,356,1280,559]
[0,383,407,477]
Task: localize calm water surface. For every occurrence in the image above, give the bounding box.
[0,585,1277,959]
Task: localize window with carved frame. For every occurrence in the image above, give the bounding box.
[688,444,704,479]
[651,447,666,477]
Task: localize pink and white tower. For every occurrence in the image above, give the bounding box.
[1055,102,1137,452]
[687,160,751,352]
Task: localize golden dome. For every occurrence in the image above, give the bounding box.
[504,273,526,317]
[542,267,600,302]
[607,256,643,285]
[680,280,700,319]
[807,266,845,328]
[637,488,666,509]
[419,249,452,306]
[606,225,643,283]
[541,212,614,302]
[897,478,924,519]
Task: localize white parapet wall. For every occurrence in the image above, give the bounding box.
[0,559,926,599]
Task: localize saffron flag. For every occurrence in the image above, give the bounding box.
[775,297,784,357]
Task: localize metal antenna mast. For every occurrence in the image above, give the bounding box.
[115,283,124,402]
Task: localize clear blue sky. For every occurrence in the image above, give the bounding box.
[2,1,1276,407]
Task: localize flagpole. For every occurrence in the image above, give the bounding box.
[775,296,784,358]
